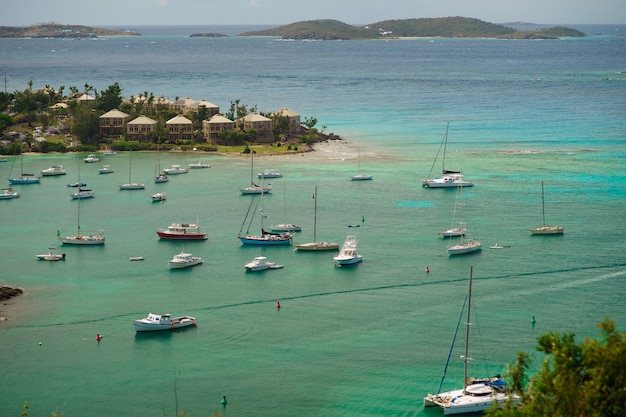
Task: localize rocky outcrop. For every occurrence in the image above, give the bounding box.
[0,286,23,301]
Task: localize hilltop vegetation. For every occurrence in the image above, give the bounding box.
[0,23,139,38]
[240,17,585,40]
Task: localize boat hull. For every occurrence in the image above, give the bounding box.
[157,232,207,240]
[423,178,474,188]
[119,183,145,190]
[168,259,203,269]
[424,384,518,415]
[60,235,105,245]
[9,177,40,184]
[238,234,292,245]
[530,226,564,235]
[351,174,373,181]
[133,316,197,332]
[334,256,363,265]
[294,242,339,251]
[447,241,481,255]
[240,187,272,195]
[271,224,302,232]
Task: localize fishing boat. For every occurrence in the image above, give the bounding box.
[151,192,167,202]
[530,181,564,235]
[238,194,292,245]
[163,164,188,175]
[423,267,519,414]
[40,165,67,176]
[7,154,40,184]
[333,232,363,266]
[35,247,65,261]
[423,123,473,188]
[0,187,20,199]
[271,183,301,232]
[133,313,197,332]
[83,154,100,163]
[295,187,339,251]
[60,163,105,245]
[156,218,207,240]
[98,165,114,174]
[168,251,203,269]
[350,144,372,181]
[189,161,210,169]
[244,256,284,272]
[240,150,272,195]
[119,150,145,190]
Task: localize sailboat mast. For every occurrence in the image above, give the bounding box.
[462,266,473,395]
[541,181,546,227]
[76,161,81,237]
[313,186,318,243]
[442,122,449,175]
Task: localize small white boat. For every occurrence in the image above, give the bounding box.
[130,256,145,261]
[189,161,210,169]
[0,187,20,200]
[530,181,564,235]
[154,173,169,183]
[439,222,466,238]
[133,313,197,332]
[98,165,114,174]
[334,234,363,266]
[67,182,86,188]
[36,247,65,261]
[71,188,95,199]
[258,170,282,179]
[157,221,208,240]
[423,124,474,189]
[245,256,284,272]
[151,192,167,202]
[84,154,100,163]
[271,223,302,233]
[119,182,145,190]
[41,165,67,176]
[448,239,482,256]
[351,173,373,181]
[168,251,203,269]
[163,165,188,175]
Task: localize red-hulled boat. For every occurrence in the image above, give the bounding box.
[156,222,208,240]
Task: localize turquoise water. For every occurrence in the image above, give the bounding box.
[1,26,626,416]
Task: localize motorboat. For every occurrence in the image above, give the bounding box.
[423,267,520,414]
[98,165,114,174]
[271,223,302,233]
[156,221,207,240]
[41,165,67,176]
[448,239,482,255]
[84,154,100,163]
[71,188,95,199]
[0,187,20,199]
[133,313,197,332]
[189,161,210,169]
[168,251,203,269]
[67,182,86,188]
[36,247,65,261]
[163,164,188,175]
[333,233,363,266]
[151,192,166,202]
[258,170,282,179]
[244,256,283,272]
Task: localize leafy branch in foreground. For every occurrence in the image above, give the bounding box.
[486,318,626,417]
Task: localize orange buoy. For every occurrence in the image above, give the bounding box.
[425,266,430,273]
[95,333,102,342]
[276,300,281,309]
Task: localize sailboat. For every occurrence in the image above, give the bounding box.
[154,147,168,183]
[60,162,105,245]
[423,123,473,188]
[271,183,301,232]
[446,187,480,255]
[119,149,145,190]
[240,150,272,195]
[294,187,339,251]
[530,181,564,235]
[351,144,372,181]
[238,193,292,245]
[439,186,466,238]
[8,153,40,184]
[423,267,519,415]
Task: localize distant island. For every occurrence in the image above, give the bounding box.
[239,17,586,40]
[0,23,140,38]
[189,33,228,38]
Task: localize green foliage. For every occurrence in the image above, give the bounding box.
[486,318,626,417]
[96,81,123,112]
[0,113,14,132]
[34,140,68,153]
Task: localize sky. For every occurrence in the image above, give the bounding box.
[2,0,625,27]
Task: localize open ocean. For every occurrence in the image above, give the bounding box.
[1,24,626,417]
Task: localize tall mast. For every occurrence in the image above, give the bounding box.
[541,181,546,227]
[462,266,473,395]
[313,186,318,243]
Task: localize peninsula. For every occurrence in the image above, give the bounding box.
[240,17,585,40]
[0,23,140,38]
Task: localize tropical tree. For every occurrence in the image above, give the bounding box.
[486,318,626,417]
[97,81,123,112]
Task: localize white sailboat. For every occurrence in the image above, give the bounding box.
[240,150,272,195]
[119,149,145,190]
[351,144,372,181]
[530,181,563,235]
[423,123,473,188]
[154,147,168,183]
[444,182,480,255]
[423,267,519,415]
[439,186,466,238]
[294,187,339,251]
[60,163,105,245]
[271,183,301,232]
